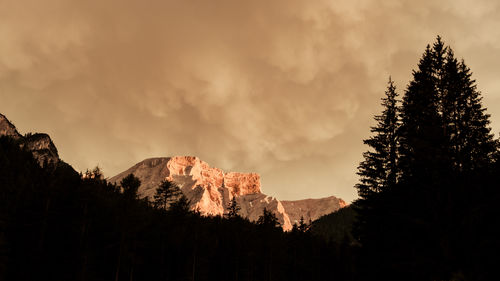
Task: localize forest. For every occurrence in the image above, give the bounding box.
[0,37,499,281]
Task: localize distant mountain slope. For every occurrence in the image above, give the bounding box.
[282,196,347,225]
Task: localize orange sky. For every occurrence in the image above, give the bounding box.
[1,0,499,202]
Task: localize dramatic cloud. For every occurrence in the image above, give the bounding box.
[1,0,499,201]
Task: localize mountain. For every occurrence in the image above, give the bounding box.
[0,113,59,166]
[110,157,293,230]
[1,112,347,229]
[111,156,347,230]
[282,196,347,225]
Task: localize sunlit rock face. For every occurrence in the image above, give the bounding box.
[111,156,293,230]
[0,113,59,166]
[282,196,347,225]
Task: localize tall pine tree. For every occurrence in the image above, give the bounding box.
[398,43,450,182]
[353,77,401,280]
[441,49,498,171]
[356,77,400,199]
[153,180,183,210]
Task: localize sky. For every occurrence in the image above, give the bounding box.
[1,0,500,202]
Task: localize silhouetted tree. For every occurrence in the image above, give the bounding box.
[226,197,241,218]
[169,193,191,215]
[398,43,449,182]
[298,216,308,233]
[356,77,400,198]
[120,174,141,200]
[441,49,498,171]
[257,208,281,229]
[153,180,182,210]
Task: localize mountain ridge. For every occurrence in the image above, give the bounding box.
[110,156,347,230]
[1,112,347,230]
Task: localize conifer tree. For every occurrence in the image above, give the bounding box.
[120,173,141,200]
[398,43,449,181]
[226,197,241,218]
[399,36,498,177]
[356,77,400,199]
[153,180,182,210]
[257,208,281,229]
[298,216,308,232]
[441,49,498,171]
[169,193,191,214]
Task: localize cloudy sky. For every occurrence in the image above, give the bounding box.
[1,0,499,202]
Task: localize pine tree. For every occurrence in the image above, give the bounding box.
[356,77,400,199]
[153,180,182,210]
[441,49,498,171]
[399,36,498,177]
[120,174,141,200]
[298,216,308,232]
[398,43,450,181]
[226,197,241,218]
[169,193,191,214]
[257,208,281,229]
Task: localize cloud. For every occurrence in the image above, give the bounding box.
[1,0,500,202]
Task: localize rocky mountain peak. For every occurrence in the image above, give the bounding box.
[111,157,293,229]
[0,113,59,166]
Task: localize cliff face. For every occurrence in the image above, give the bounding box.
[111,157,293,230]
[111,157,347,231]
[0,113,59,166]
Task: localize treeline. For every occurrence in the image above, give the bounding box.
[0,136,354,281]
[354,36,500,280]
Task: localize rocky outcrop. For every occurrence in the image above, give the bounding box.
[0,113,59,166]
[281,196,347,225]
[110,156,293,230]
[0,113,22,139]
[23,133,60,166]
